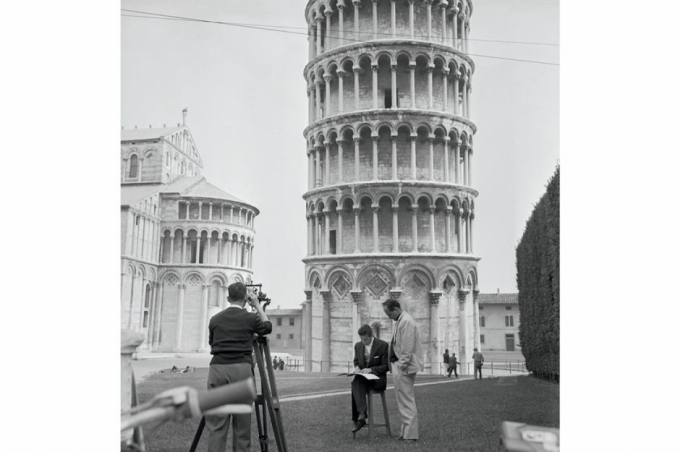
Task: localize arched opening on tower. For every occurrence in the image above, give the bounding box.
[358,196,373,253]
[378,195,393,252]
[377,124,392,180]
[417,195,431,252]
[397,195,413,252]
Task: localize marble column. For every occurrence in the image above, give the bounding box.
[409,63,416,108]
[410,135,417,179]
[199,284,209,352]
[337,208,344,254]
[354,137,361,181]
[428,137,435,180]
[372,205,379,252]
[391,0,397,38]
[457,289,469,374]
[444,137,450,182]
[372,136,379,180]
[429,206,436,251]
[391,136,398,180]
[315,17,322,55]
[372,0,378,40]
[337,70,345,113]
[354,207,361,252]
[427,66,434,109]
[392,206,399,252]
[337,139,345,182]
[408,0,415,38]
[173,284,186,352]
[453,72,460,115]
[429,291,442,373]
[411,207,418,252]
[338,4,345,41]
[391,65,397,108]
[372,65,378,109]
[354,66,361,110]
[445,207,452,252]
[324,210,331,254]
[325,142,331,185]
[442,69,449,111]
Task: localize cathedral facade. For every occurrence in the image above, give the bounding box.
[301,0,480,374]
[121,124,258,352]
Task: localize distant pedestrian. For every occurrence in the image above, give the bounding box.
[279,359,285,371]
[272,357,279,370]
[472,348,484,380]
[448,353,459,378]
[443,349,450,375]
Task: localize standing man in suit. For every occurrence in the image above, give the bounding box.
[383,299,422,443]
[443,349,450,375]
[351,324,389,433]
[472,348,484,380]
[206,282,272,452]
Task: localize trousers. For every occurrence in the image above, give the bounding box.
[391,362,419,439]
[206,363,253,452]
[474,362,483,379]
[351,377,378,420]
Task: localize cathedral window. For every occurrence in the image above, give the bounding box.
[129,155,138,178]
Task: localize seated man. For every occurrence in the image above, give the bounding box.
[351,324,389,433]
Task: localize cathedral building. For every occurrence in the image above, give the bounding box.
[120,123,259,352]
[302,0,480,374]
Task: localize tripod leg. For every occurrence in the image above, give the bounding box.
[253,343,269,452]
[188,417,205,452]
[260,338,288,452]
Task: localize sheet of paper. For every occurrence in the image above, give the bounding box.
[337,372,380,381]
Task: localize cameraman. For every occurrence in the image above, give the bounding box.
[206,282,272,452]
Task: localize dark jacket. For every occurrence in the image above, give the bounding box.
[353,338,389,391]
[208,306,272,365]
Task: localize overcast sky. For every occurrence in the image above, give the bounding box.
[121,0,559,309]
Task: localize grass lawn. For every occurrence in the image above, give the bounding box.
[135,370,558,452]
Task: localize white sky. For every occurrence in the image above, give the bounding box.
[121,0,559,309]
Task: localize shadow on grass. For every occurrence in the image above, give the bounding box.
[136,372,558,452]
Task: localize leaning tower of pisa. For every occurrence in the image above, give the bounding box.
[301,0,479,375]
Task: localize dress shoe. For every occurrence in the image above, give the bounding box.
[404,439,417,444]
[351,419,366,433]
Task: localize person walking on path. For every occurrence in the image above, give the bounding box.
[472,348,484,380]
[442,349,450,376]
[448,353,459,378]
[383,299,422,444]
[206,282,272,452]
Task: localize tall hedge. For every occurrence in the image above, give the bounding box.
[516,166,560,380]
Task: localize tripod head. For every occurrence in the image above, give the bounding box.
[245,284,271,311]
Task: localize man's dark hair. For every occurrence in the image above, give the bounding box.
[357,324,373,337]
[228,282,247,300]
[382,299,401,311]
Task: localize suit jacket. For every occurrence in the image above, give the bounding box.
[353,338,389,391]
[390,311,423,374]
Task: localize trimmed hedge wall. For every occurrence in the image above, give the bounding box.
[516,167,560,380]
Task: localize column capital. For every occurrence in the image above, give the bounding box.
[353,66,361,74]
[390,134,398,142]
[353,206,361,215]
[453,71,461,80]
[179,284,186,290]
[473,289,480,300]
[428,206,436,214]
[408,62,416,70]
[407,0,416,4]
[336,69,346,78]
[389,288,403,300]
[440,0,449,8]
[323,209,331,216]
[426,65,435,73]
[352,0,362,6]
[304,289,313,301]
[424,0,435,5]
[353,137,362,144]
[337,3,346,10]
[445,206,453,214]
[391,205,399,214]
[443,136,451,143]
[429,290,443,305]
[336,139,346,146]
[325,9,333,17]
[411,208,418,216]
[350,290,363,303]
[457,289,469,302]
[371,135,380,142]
[324,141,332,149]
[315,16,323,23]
[453,7,459,14]
[371,64,379,72]
[320,290,332,303]
[391,64,397,72]
[323,74,332,83]
[372,205,380,214]
[409,134,418,141]
[314,79,323,86]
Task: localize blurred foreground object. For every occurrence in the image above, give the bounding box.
[500,421,559,452]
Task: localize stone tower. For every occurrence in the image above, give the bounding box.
[301,0,479,375]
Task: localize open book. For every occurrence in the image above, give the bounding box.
[337,372,379,381]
